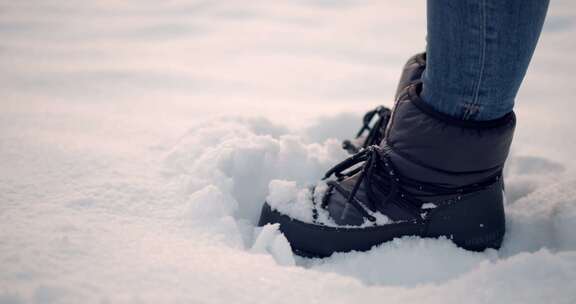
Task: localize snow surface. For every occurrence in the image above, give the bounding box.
[2,0,576,303]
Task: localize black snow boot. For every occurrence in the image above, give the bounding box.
[343,52,426,154]
[259,79,515,258]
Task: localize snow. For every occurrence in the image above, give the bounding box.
[308,237,499,287]
[266,179,315,223]
[266,179,394,227]
[422,203,437,209]
[2,0,576,303]
[251,224,295,266]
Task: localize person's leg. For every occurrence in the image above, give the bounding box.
[422,0,549,121]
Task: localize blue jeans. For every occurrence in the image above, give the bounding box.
[421,0,549,121]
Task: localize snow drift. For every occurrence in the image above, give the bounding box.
[159,115,576,300]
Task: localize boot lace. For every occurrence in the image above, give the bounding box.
[342,106,391,154]
[316,145,502,223]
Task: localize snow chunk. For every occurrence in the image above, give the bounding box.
[251,224,295,266]
[266,180,314,223]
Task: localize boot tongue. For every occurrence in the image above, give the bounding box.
[383,83,515,187]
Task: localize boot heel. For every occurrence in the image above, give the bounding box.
[424,184,506,251]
